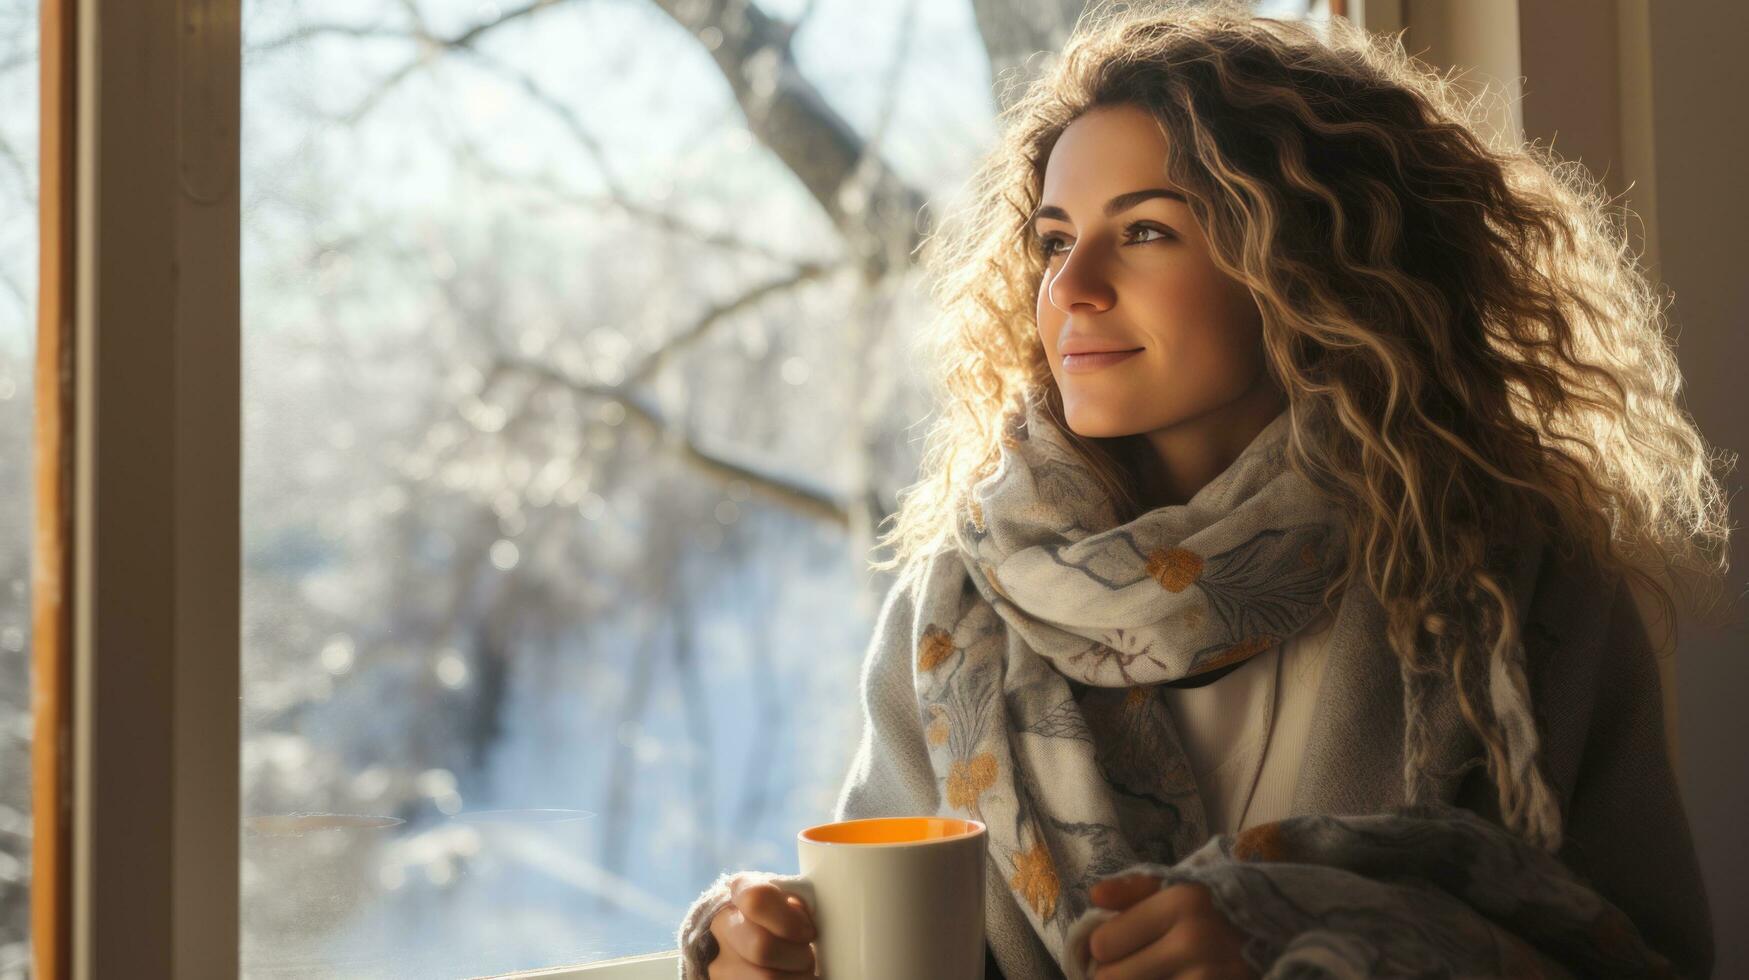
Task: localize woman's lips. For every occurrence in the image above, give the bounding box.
[1060,348,1143,373]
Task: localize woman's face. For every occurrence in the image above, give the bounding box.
[1033,103,1271,440]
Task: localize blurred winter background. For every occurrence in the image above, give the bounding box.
[0,0,1328,975]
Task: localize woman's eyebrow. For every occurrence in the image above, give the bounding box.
[1029,188,1186,229]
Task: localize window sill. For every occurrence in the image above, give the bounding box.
[488,949,680,979]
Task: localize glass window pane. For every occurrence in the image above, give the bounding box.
[237,1,1326,975]
[236,0,969,974]
[0,2,38,977]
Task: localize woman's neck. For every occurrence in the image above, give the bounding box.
[1134,374,1288,509]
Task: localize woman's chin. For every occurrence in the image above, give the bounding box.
[1061,404,1145,440]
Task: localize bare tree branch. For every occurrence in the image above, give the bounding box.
[726,546,785,848]
[827,0,921,559]
[0,267,32,324]
[969,0,1089,114]
[594,610,660,913]
[254,19,410,51]
[459,49,629,199]
[272,3,808,273]
[771,0,824,49]
[0,49,36,76]
[256,0,573,124]
[644,0,930,283]
[487,356,851,526]
[444,0,568,48]
[341,57,434,125]
[671,598,721,885]
[448,135,819,266]
[254,0,564,52]
[621,262,836,386]
[863,0,922,163]
[0,131,32,202]
[461,149,824,266]
[258,0,933,282]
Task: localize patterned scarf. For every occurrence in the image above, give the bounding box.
[912,388,1349,963]
[669,385,1682,979]
[675,385,1682,979]
[911,387,1600,976]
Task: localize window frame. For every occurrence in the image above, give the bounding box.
[33,0,242,973]
[31,0,677,975]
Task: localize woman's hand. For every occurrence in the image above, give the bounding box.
[706,873,818,978]
[1086,873,1258,980]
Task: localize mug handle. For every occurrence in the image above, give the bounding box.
[767,873,820,935]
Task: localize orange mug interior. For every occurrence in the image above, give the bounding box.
[801,816,984,846]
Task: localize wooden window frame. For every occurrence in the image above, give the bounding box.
[32,0,241,974]
[28,0,677,975]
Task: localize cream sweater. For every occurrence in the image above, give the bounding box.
[1158,607,1337,837]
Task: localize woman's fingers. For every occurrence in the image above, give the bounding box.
[709,957,817,980]
[1090,884,1254,980]
[1089,883,1181,962]
[705,877,818,976]
[710,906,817,974]
[1092,918,1207,980]
[730,878,818,943]
[1089,872,1161,910]
[1089,881,1220,961]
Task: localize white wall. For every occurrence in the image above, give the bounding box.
[1640,3,1749,976]
[1521,4,1749,973]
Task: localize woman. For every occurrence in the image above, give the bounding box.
[677,1,1732,977]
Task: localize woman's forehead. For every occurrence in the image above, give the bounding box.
[1041,106,1175,203]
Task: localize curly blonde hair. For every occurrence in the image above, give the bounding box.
[875,0,1734,848]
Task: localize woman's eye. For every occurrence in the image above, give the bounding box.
[1033,223,1172,259]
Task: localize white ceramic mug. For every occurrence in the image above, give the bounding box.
[768,815,987,980]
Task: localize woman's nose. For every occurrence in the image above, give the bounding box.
[1046,244,1116,313]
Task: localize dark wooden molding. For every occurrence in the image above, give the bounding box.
[31,0,76,975]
